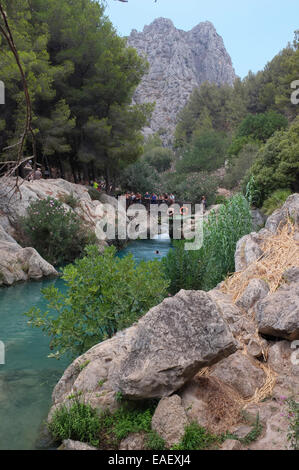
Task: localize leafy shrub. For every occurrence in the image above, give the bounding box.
[100,406,153,443]
[163,194,252,294]
[247,117,299,204]
[119,160,160,194]
[176,130,230,173]
[171,422,220,450]
[228,136,258,157]
[19,197,95,265]
[144,147,173,172]
[244,175,263,207]
[145,431,166,450]
[25,245,169,358]
[237,111,288,143]
[261,189,291,215]
[162,171,218,206]
[48,400,101,447]
[214,195,227,205]
[223,143,259,189]
[199,194,253,291]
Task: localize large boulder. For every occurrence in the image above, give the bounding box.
[116,290,237,399]
[208,289,255,338]
[50,289,237,418]
[256,282,299,341]
[0,226,57,286]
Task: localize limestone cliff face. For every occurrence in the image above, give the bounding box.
[127,18,236,141]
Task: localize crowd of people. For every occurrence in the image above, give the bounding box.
[125,192,176,206]
[20,165,208,212]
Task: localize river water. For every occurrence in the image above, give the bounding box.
[0,235,171,450]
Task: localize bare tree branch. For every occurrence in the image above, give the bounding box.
[0,3,37,196]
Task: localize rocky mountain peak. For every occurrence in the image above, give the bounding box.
[127,18,236,142]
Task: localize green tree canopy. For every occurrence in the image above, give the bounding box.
[0,0,151,185]
[246,117,299,202]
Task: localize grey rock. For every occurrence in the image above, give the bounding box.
[236,278,269,310]
[209,289,256,338]
[49,290,237,419]
[151,395,188,447]
[234,232,265,272]
[221,439,243,450]
[117,290,237,399]
[283,267,299,284]
[265,194,299,233]
[60,440,97,450]
[210,351,265,398]
[0,237,58,286]
[128,18,235,142]
[119,432,146,450]
[251,209,266,231]
[247,338,268,359]
[256,282,299,341]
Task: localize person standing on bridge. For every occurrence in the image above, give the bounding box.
[151,193,157,204]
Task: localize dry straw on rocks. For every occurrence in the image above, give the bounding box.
[203,221,299,409]
[222,220,299,303]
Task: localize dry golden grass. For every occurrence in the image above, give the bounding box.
[191,375,242,433]
[222,220,299,304]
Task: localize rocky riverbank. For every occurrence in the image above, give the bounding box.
[0,177,129,286]
[48,194,299,450]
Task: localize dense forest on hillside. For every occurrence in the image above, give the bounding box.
[0,0,152,187]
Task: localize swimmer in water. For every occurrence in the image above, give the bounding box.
[155,250,160,255]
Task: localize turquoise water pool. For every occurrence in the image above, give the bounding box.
[0,236,171,450]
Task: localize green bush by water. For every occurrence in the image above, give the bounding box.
[25,245,169,359]
[18,197,95,265]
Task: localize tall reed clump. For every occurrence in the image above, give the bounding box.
[163,194,253,294]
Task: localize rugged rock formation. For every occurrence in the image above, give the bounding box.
[0,223,57,286]
[49,289,237,416]
[127,18,236,141]
[48,194,299,451]
[0,177,134,285]
[116,290,237,399]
